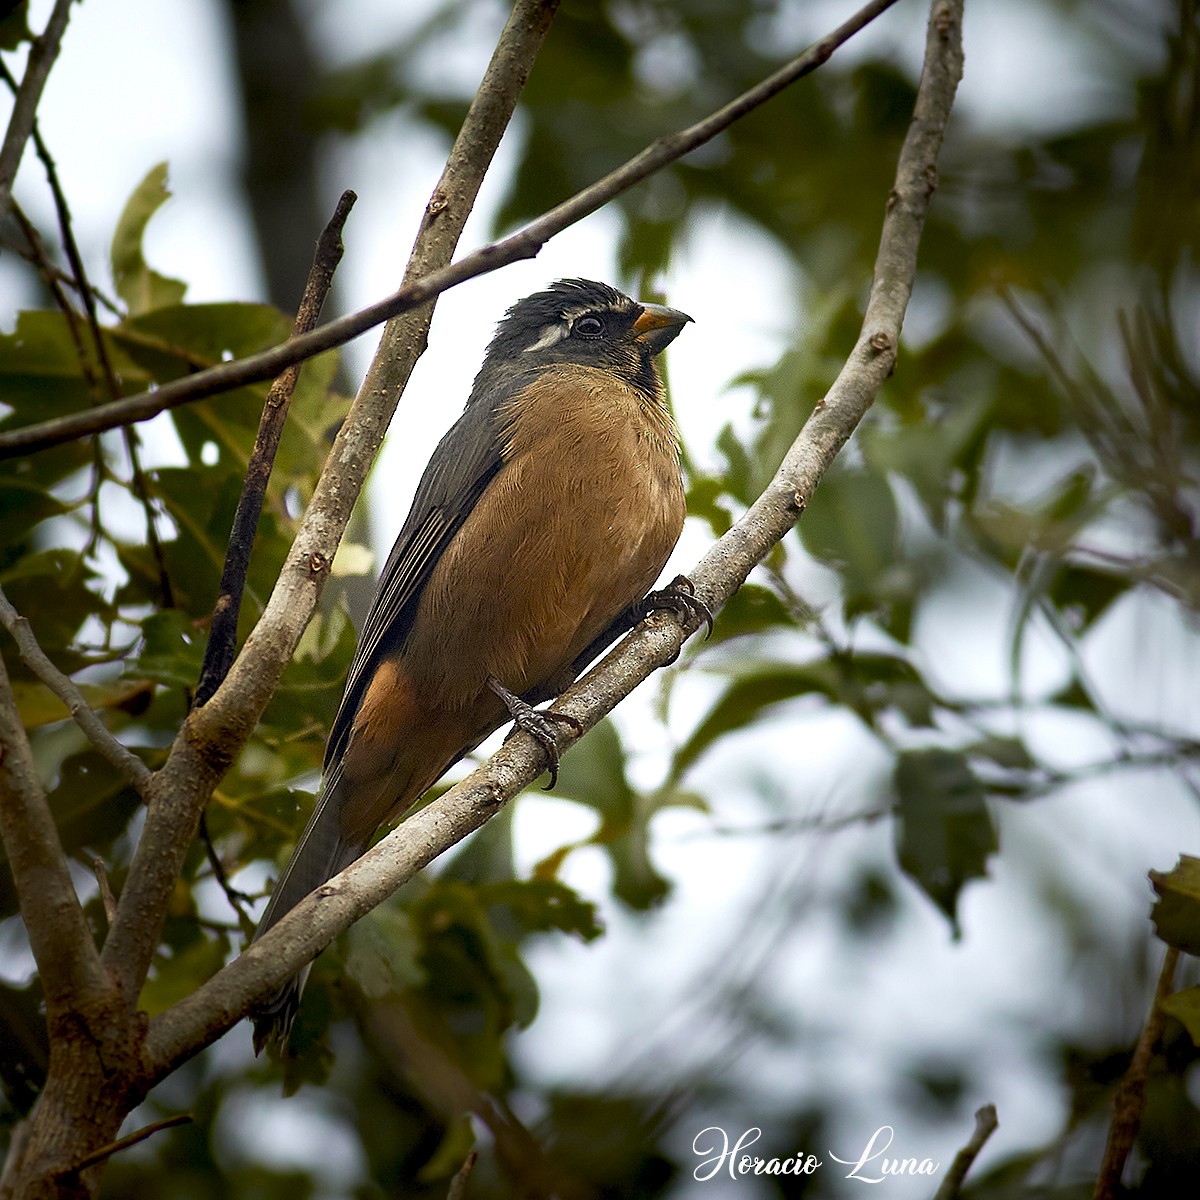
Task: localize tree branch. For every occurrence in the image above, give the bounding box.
[0,648,108,1018]
[98,0,561,1006]
[1093,945,1180,1200]
[0,0,73,215]
[933,1104,999,1200]
[194,189,357,707]
[143,0,965,1079]
[0,584,151,794]
[0,0,903,461]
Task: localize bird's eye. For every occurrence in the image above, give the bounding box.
[574,315,605,339]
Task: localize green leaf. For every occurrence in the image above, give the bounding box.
[859,391,992,527]
[800,462,911,635]
[139,934,229,1017]
[544,718,673,909]
[110,163,188,315]
[344,904,426,999]
[479,879,603,942]
[1161,986,1200,1048]
[126,610,205,689]
[893,749,997,931]
[1150,856,1200,956]
[0,2,31,50]
[966,735,1037,772]
[705,582,798,644]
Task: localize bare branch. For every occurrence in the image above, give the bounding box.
[0,648,107,1016]
[933,1105,999,1200]
[0,584,151,794]
[52,1114,193,1180]
[194,189,357,706]
[0,0,903,461]
[143,0,965,1078]
[1093,946,1180,1200]
[0,0,73,214]
[99,0,561,1006]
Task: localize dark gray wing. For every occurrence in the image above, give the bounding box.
[323,398,506,774]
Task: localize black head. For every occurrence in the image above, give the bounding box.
[473,278,691,402]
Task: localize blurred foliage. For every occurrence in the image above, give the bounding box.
[2,0,1200,1196]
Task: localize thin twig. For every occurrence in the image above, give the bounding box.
[0,583,151,794]
[92,857,118,928]
[142,0,963,1078]
[0,0,74,214]
[1093,946,1180,1200]
[52,1113,193,1178]
[447,1151,477,1200]
[933,1104,999,1200]
[0,0,903,460]
[194,189,356,707]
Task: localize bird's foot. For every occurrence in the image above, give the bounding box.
[642,575,714,640]
[487,676,582,790]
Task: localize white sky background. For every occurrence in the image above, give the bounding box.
[3,0,1199,1195]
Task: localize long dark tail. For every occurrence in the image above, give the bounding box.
[250,772,363,1054]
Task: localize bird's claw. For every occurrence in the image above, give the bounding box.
[489,677,582,789]
[642,574,714,640]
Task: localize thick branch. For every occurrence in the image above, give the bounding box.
[144,0,965,1078]
[0,649,107,1018]
[98,0,561,1005]
[0,0,902,460]
[0,0,73,215]
[0,585,150,794]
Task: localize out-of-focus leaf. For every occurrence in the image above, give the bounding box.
[1150,856,1200,956]
[966,735,1037,772]
[0,481,66,551]
[345,904,426,1000]
[893,748,997,930]
[0,550,107,674]
[11,677,153,731]
[0,977,47,1116]
[479,879,603,943]
[126,609,205,689]
[859,390,992,528]
[0,1,31,50]
[685,475,734,538]
[1162,986,1200,1048]
[801,462,915,636]
[705,581,798,645]
[260,606,357,744]
[672,653,939,782]
[110,163,188,315]
[542,718,674,909]
[139,934,229,1018]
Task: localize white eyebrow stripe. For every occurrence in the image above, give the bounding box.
[523,323,568,353]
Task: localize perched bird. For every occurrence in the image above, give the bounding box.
[250,278,695,1050]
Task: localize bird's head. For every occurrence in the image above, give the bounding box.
[476,278,692,400]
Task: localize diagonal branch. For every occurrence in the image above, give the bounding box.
[143,0,966,1079]
[0,584,151,794]
[0,0,903,461]
[99,0,562,1006]
[0,0,73,215]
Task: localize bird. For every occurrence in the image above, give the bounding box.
[249,278,697,1052]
